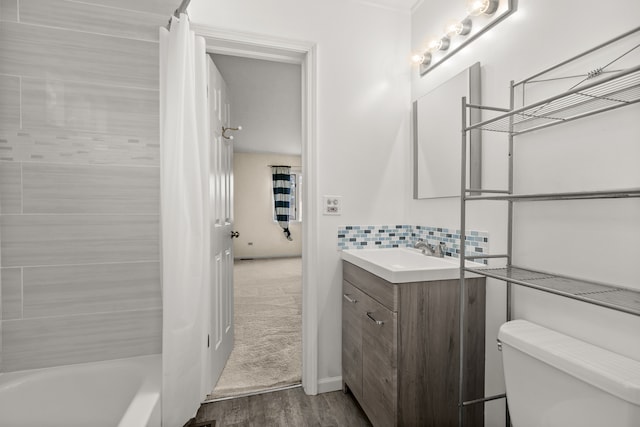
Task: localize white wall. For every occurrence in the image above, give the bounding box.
[410,1,640,425]
[234,152,303,258]
[190,0,640,418]
[189,0,412,388]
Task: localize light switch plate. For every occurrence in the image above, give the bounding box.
[323,195,342,215]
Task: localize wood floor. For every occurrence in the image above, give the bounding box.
[195,387,372,427]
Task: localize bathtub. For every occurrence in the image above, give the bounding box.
[0,354,161,427]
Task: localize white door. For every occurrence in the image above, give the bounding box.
[208,56,235,389]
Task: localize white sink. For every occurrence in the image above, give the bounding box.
[341,247,484,283]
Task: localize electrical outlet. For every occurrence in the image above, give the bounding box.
[323,195,342,215]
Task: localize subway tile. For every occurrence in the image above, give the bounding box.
[19,0,166,42]
[0,129,159,166]
[0,21,158,89]
[21,78,159,136]
[1,268,21,320]
[0,214,159,267]
[1,308,161,371]
[0,75,20,129]
[0,0,18,21]
[0,161,21,213]
[23,262,160,318]
[22,162,159,214]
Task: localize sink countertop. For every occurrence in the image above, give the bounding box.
[341,247,484,283]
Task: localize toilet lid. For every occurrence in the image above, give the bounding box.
[499,319,640,405]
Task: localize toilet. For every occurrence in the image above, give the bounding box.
[498,319,640,427]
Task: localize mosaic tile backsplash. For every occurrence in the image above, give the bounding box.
[337,224,489,263]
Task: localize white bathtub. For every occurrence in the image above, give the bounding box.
[0,354,161,427]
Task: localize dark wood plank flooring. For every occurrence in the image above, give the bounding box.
[195,387,372,427]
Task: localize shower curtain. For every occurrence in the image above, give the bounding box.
[159,14,209,427]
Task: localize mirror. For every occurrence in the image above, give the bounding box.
[413,62,481,199]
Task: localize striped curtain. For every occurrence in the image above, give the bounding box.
[272,166,293,241]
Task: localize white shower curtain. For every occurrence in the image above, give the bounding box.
[159,14,209,427]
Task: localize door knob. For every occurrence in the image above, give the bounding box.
[230,231,240,239]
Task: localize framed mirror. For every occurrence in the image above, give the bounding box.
[413,62,481,199]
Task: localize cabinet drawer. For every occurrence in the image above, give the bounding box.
[342,280,367,400]
[362,295,398,427]
[343,261,398,311]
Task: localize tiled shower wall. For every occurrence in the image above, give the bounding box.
[0,0,176,372]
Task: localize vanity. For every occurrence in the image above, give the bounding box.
[341,248,486,427]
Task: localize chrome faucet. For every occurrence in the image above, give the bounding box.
[434,242,447,258]
[414,239,435,255]
[414,240,447,257]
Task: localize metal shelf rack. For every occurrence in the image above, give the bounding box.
[456,26,640,427]
[467,64,640,135]
[465,266,640,316]
[465,188,640,202]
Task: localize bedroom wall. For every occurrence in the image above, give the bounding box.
[234,152,303,259]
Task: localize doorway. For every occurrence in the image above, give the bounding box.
[209,53,303,399]
[195,28,318,397]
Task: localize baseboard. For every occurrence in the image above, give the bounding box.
[235,255,302,261]
[317,376,342,394]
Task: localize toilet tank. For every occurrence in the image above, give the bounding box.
[498,320,640,427]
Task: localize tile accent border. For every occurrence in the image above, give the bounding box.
[337,224,489,263]
[0,129,159,166]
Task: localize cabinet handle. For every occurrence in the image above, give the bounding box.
[343,294,357,304]
[366,312,385,325]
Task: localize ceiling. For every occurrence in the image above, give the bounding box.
[357,0,421,11]
[188,0,422,15]
[211,54,302,156]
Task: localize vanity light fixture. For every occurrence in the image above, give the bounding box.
[445,18,472,37]
[427,37,450,52]
[466,0,499,16]
[414,0,517,76]
[411,52,432,66]
[411,53,425,63]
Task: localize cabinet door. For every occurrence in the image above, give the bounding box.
[342,281,365,399]
[362,296,398,427]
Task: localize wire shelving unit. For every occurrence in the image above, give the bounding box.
[456,26,640,427]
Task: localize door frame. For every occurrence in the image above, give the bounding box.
[193,24,320,395]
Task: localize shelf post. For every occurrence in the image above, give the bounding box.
[459,96,468,427]
[504,79,516,427]
[507,80,515,322]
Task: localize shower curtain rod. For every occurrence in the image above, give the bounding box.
[166,0,190,28]
[173,0,191,18]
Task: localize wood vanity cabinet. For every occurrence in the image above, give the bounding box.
[342,261,486,427]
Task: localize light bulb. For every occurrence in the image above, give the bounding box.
[466,0,499,16]
[427,37,450,52]
[411,52,431,66]
[411,53,425,63]
[445,18,472,37]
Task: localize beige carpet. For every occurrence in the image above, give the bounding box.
[209,257,302,399]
